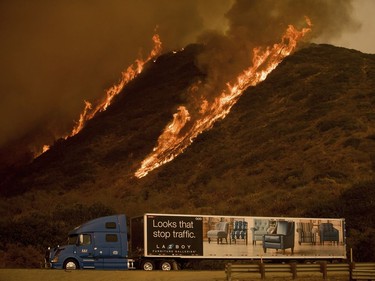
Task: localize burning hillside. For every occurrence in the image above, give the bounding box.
[37,33,162,156]
[135,19,311,178]
[68,34,162,139]
[0,0,360,172]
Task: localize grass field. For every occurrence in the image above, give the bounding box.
[0,269,349,281]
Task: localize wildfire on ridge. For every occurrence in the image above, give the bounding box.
[36,33,162,157]
[69,33,162,138]
[135,19,311,178]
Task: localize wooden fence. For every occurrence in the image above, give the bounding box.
[225,262,375,281]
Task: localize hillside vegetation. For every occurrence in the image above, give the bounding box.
[1,44,375,267]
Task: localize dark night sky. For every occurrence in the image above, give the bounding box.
[0,0,373,151]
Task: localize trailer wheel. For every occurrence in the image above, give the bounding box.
[141,260,155,271]
[160,260,173,271]
[63,259,79,270]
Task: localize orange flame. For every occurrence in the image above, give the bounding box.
[36,32,162,157]
[42,145,50,153]
[135,20,311,178]
[69,33,162,138]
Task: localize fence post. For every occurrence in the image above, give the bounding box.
[226,263,231,281]
[349,262,356,281]
[290,262,297,279]
[320,261,327,280]
[259,262,265,279]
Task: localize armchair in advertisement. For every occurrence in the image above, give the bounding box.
[296,222,317,245]
[251,219,269,245]
[319,223,339,245]
[230,220,248,244]
[207,222,229,244]
[263,221,295,255]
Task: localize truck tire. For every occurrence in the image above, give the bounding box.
[160,260,173,271]
[141,260,155,271]
[63,259,79,270]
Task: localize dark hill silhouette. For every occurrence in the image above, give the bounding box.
[1,43,375,266]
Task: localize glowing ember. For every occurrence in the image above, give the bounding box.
[135,20,311,178]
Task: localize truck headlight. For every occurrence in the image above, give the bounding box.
[51,248,62,263]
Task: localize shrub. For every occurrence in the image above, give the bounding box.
[347,228,375,262]
[0,202,115,268]
[0,243,43,268]
[343,138,361,149]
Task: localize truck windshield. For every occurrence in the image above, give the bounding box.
[68,234,78,245]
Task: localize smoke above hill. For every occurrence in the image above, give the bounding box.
[175,0,360,123]
[0,0,359,164]
[197,0,359,94]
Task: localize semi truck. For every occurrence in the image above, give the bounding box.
[46,213,347,270]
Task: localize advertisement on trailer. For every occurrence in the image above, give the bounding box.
[144,213,346,259]
[146,215,204,256]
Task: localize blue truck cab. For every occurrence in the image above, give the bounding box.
[46,214,134,270]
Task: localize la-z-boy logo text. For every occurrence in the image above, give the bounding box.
[151,243,197,255]
[156,244,192,250]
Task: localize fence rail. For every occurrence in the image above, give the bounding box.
[225,262,375,281]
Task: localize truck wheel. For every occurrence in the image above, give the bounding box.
[141,260,155,271]
[160,260,173,271]
[63,259,79,270]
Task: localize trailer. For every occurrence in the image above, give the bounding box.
[46,213,346,270]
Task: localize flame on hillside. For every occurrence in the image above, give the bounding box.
[36,33,162,157]
[135,19,311,178]
[69,33,162,138]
